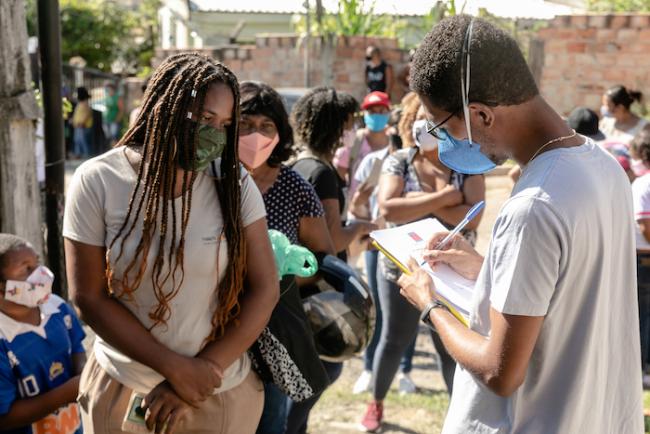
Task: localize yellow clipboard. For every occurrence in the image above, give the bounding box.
[372,240,470,328]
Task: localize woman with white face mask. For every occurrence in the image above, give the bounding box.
[359,94,486,432]
[599,86,647,177]
[237,82,336,434]
[600,85,646,143]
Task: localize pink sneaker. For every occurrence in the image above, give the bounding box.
[360,401,383,432]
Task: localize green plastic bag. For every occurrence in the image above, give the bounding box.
[268,230,318,280]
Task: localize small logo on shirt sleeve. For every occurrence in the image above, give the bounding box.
[64,315,72,330]
[49,361,64,381]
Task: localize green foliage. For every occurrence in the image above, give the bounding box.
[25,0,159,74]
[331,0,397,37]
[32,82,73,118]
[293,0,407,39]
[446,0,467,16]
[402,1,454,49]
[587,0,650,12]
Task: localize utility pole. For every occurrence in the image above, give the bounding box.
[303,0,311,88]
[37,0,67,297]
[0,1,43,254]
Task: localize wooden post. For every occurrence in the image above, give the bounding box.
[37,0,67,297]
[0,0,44,254]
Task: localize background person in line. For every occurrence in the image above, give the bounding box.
[360,90,485,433]
[629,124,650,387]
[334,91,391,195]
[600,85,646,145]
[288,87,376,434]
[101,82,124,147]
[365,46,393,97]
[399,15,643,434]
[235,81,335,434]
[349,93,414,397]
[71,87,93,160]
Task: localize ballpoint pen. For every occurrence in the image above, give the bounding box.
[418,200,485,266]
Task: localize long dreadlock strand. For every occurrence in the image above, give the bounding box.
[209,66,247,342]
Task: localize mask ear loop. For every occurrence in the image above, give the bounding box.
[461,19,475,145]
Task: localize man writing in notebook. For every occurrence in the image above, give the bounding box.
[397,15,643,434]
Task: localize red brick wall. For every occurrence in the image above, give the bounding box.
[155,35,409,104]
[536,14,650,115]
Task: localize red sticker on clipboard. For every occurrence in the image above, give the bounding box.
[408,232,423,242]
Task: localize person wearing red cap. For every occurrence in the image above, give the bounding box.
[333,91,391,197]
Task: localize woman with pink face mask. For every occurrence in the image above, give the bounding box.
[237,81,336,434]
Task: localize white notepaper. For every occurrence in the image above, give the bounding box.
[370,218,476,319]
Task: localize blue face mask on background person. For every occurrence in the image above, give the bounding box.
[364,113,389,132]
[436,19,496,176]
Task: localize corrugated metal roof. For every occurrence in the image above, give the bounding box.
[192,0,579,19]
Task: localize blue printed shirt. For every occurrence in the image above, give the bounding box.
[0,295,85,434]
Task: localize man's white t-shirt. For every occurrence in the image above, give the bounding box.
[632,173,650,251]
[443,139,643,434]
[63,148,266,394]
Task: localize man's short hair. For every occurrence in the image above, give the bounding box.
[410,15,538,114]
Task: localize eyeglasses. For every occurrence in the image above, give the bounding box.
[239,118,278,137]
[425,112,455,139]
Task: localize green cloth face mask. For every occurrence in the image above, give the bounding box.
[179,124,227,171]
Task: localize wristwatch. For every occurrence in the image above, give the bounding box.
[420,299,449,331]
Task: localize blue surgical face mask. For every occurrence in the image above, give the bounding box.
[436,19,496,175]
[364,113,389,132]
[437,128,496,175]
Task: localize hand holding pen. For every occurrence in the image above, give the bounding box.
[416,201,486,281]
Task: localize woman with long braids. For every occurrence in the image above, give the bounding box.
[62,53,278,434]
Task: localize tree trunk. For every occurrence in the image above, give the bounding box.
[0,0,43,253]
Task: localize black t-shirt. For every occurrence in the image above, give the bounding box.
[292,158,346,215]
[292,157,347,260]
[366,60,388,93]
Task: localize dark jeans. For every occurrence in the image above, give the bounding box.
[638,252,650,370]
[73,127,92,158]
[256,383,288,434]
[285,361,342,434]
[371,275,421,400]
[364,250,417,373]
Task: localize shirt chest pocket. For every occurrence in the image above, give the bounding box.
[185,228,228,283]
